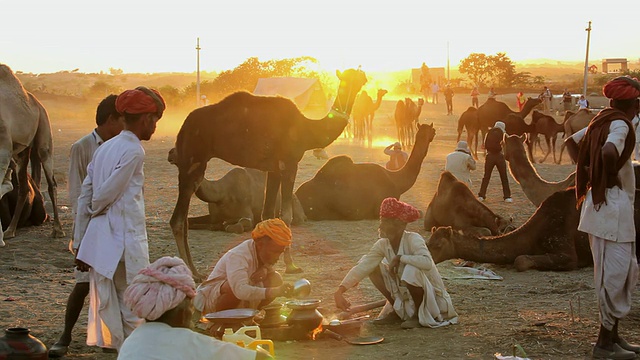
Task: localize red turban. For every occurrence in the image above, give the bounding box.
[116,86,166,117]
[602,76,640,100]
[251,218,292,246]
[379,197,421,223]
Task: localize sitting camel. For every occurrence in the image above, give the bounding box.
[531,110,565,163]
[0,63,64,247]
[504,134,575,207]
[456,107,480,159]
[427,188,640,271]
[295,123,435,220]
[0,167,48,232]
[170,68,367,277]
[166,154,307,233]
[423,171,513,237]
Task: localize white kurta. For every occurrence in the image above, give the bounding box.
[118,322,257,360]
[339,231,458,327]
[76,130,150,349]
[445,151,476,185]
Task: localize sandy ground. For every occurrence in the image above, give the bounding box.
[1,92,639,360]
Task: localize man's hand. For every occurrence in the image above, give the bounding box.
[389,255,402,275]
[75,258,91,272]
[266,283,293,299]
[250,267,269,283]
[334,286,350,311]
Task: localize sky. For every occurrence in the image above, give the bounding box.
[2,0,639,75]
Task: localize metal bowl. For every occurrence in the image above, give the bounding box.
[292,278,311,298]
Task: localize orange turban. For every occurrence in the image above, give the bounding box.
[116,86,166,117]
[602,76,640,100]
[379,197,421,223]
[251,218,292,247]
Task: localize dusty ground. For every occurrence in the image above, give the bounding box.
[1,92,639,360]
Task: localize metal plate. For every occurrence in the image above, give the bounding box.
[203,308,259,322]
[285,299,321,310]
[346,336,384,345]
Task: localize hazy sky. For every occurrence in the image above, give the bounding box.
[2,0,639,74]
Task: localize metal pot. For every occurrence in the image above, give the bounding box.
[291,278,311,298]
[285,299,323,333]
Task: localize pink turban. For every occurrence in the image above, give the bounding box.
[379,197,421,223]
[116,86,166,117]
[251,218,292,247]
[124,256,196,321]
[602,76,640,100]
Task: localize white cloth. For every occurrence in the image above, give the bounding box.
[87,262,142,350]
[632,115,640,161]
[117,322,257,360]
[445,151,476,185]
[339,231,458,327]
[68,130,103,218]
[577,98,588,109]
[194,239,267,314]
[577,120,635,242]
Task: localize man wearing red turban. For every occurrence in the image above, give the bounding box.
[334,198,458,329]
[74,87,165,351]
[570,76,640,359]
[194,219,294,315]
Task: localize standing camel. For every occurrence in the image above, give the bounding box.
[351,89,386,146]
[557,109,595,164]
[395,98,424,148]
[531,110,565,163]
[169,69,367,278]
[457,107,480,158]
[295,123,436,220]
[0,64,65,247]
[364,89,388,146]
[476,97,541,142]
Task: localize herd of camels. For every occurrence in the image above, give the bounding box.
[1,62,637,280]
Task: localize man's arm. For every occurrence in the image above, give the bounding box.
[90,151,143,216]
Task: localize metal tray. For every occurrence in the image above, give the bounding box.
[203,308,259,322]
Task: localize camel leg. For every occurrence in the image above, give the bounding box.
[525,135,536,164]
[557,142,566,164]
[280,164,303,274]
[36,146,65,238]
[551,134,558,164]
[170,163,206,280]
[539,136,551,163]
[513,253,577,271]
[3,150,30,239]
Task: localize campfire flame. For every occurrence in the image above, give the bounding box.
[311,324,323,340]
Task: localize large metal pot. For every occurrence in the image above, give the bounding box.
[285,299,323,334]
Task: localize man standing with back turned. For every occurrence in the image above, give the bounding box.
[574,76,640,360]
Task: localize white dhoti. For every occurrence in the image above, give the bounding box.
[379,261,458,328]
[87,262,143,350]
[589,235,638,330]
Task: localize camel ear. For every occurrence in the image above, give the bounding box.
[431,226,436,233]
[336,69,342,78]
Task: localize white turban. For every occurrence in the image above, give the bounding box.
[124,256,196,321]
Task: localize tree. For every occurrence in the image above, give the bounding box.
[490,53,516,87]
[459,53,491,87]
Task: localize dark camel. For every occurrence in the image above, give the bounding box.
[295,123,435,220]
[456,107,480,159]
[395,98,424,148]
[423,171,513,237]
[504,134,575,207]
[477,97,541,140]
[428,188,640,271]
[351,89,387,146]
[530,110,565,163]
[169,69,367,278]
[0,168,48,232]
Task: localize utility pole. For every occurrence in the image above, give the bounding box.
[196,37,201,107]
[446,41,450,81]
[582,21,592,97]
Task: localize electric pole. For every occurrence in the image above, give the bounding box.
[196,37,201,107]
[447,41,450,81]
[582,21,592,97]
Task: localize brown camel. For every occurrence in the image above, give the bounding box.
[0,167,48,232]
[428,188,640,271]
[0,64,64,247]
[169,69,367,277]
[295,123,435,220]
[477,97,541,141]
[456,107,480,159]
[530,110,565,163]
[395,98,424,148]
[352,89,387,146]
[558,109,596,163]
[504,134,575,207]
[423,171,513,236]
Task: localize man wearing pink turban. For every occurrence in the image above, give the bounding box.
[568,76,640,359]
[194,219,294,315]
[118,257,270,359]
[334,198,458,329]
[74,87,165,351]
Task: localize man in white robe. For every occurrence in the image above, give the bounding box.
[75,86,165,351]
[573,76,640,360]
[334,197,458,329]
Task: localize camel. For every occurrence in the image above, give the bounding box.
[295,123,436,220]
[428,188,640,271]
[165,157,307,233]
[395,98,424,148]
[0,64,64,247]
[557,109,596,163]
[169,69,367,277]
[423,171,513,237]
[456,107,480,159]
[530,110,565,163]
[504,134,575,207]
[351,89,387,145]
[477,97,541,141]
[0,167,48,232]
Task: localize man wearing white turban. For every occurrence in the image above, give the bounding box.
[119,256,271,359]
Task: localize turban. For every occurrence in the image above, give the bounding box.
[251,218,292,247]
[379,197,421,223]
[602,76,640,100]
[124,256,196,321]
[116,86,166,117]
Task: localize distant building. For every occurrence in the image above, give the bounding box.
[601,58,628,74]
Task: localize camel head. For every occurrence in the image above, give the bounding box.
[377,89,388,99]
[427,226,457,263]
[417,122,436,143]
[495,215,514,234]
[417,98,425,107]
[504,134,527,163]
[334,68,367,116]
[167,147,177,165]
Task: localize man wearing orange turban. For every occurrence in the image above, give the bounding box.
[194,219,294,315]
[570,76,640,359]
[334,198,458,329]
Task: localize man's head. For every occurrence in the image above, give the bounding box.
[393,142,402,151]
[116,86,166,141]
[455,141,471,155]
[95,94,124,141]
[378,197,420,239]
[494,121,506,133]
[124,257,196,327]
[602,76,640,117]
[252,219,292,266]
